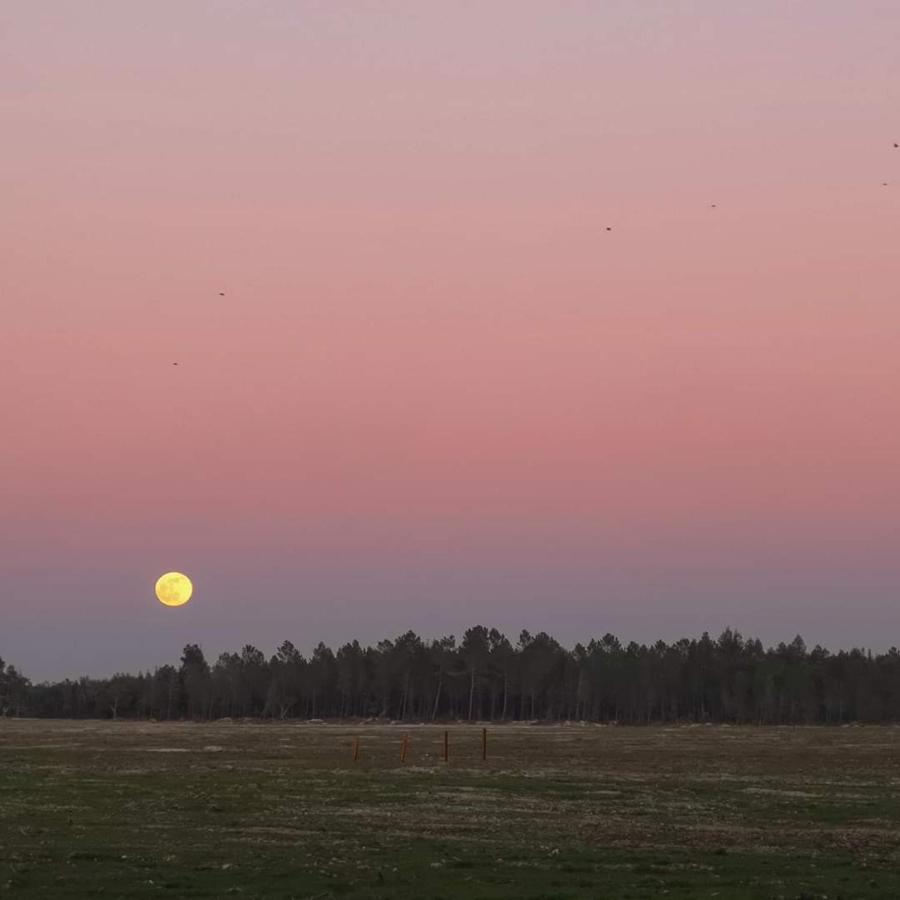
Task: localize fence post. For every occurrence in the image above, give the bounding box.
[443,729,449,762]
[482,727,487,761]
[352,736,360,762]
[401,733,409,763]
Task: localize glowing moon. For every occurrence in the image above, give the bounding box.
[155,572,193,607]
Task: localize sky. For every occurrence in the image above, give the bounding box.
[2,1,899,681]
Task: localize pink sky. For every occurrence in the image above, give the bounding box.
[2,2,899,679]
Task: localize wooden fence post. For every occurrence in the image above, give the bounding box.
[352,736,360,762]
[482,727,487,761]
[400,733,409,763]
[443,729,449,762]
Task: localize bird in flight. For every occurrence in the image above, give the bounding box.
[219,292,225,296]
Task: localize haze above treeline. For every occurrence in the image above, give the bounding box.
[3,627,900,724]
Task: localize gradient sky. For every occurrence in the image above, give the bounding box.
[3,1,899,680]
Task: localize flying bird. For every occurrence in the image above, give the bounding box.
[219,292,225,296]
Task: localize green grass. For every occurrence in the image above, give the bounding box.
[3,721,900,897]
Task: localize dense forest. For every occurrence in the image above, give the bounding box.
[3,628,900,723]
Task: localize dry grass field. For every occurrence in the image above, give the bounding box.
[3,720,900,898]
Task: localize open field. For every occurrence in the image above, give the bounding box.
[3,721,900,898]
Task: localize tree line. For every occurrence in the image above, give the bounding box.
[3,627,900,723]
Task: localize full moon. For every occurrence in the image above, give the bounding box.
[155,572,193,607]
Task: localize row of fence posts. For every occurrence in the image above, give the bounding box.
[351,728,488,763]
